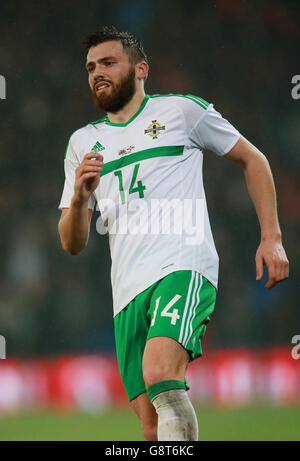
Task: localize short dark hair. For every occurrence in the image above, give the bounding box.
[83,26,148,65]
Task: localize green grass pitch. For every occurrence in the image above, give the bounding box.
[0,405,299,441]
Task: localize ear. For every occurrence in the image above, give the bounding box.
[136,61,149,80]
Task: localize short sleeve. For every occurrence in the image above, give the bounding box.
[58,135,96,210]
[189,104,240,156]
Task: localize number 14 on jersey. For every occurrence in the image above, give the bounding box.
[114,163,146,204]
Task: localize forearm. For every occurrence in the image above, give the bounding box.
[243,151,281,240]
[226,136,288,288]
[58,196,91,255]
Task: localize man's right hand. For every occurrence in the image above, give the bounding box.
[74,152,104,203]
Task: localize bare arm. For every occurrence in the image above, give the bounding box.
[58,152,103,255]
[226,136,289,289]
[58,204,93,255]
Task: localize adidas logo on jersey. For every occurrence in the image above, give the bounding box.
[91,141,105,152]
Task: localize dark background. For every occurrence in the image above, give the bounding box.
[0,0,299,357]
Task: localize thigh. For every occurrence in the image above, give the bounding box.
[114,283,155,402]
[147,271,216,361]
[142,336,189,387]
[114,299,148,402]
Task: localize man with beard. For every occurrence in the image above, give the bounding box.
[58,26,289,441]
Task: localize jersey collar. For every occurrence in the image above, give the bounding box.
[104,94,150,127]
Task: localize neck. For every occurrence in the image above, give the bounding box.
[106,88,146,124]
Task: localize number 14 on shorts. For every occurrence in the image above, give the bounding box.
[151,295,182,326]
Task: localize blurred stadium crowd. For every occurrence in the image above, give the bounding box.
[0,0,299,358]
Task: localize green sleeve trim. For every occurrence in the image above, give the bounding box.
[90,115,108,125]
[149,93,210,110]
[64,140,70,159]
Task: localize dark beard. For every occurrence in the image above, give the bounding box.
[92,66,136,113]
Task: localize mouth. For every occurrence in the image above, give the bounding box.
[95,81,111,93]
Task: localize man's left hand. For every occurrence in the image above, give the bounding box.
[255,237,289,289]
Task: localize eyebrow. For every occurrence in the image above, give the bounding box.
[85,56,117,70]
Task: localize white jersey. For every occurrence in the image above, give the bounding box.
[59,94,240,316]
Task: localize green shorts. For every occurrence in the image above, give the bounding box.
[114,270,216,401]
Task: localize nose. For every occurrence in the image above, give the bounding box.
[94,62,111,82]
[93,65,106,83]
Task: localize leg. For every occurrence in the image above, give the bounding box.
[131,337,191,441]
[130,392,158,441]
[113,288,155,440]
[143,336,189,386]
[115,271,215,441]
[142,336,198,441]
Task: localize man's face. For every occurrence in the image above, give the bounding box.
[86,41,136,113]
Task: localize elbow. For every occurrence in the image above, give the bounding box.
[61,241,83,256]
[64,245,80,256]
[244,150,270,173]
[58,220,88,256]
[58,229,82,256]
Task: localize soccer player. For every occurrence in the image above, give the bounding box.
[58,26,289,441]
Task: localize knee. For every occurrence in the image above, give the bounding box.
[143,337,189,389]
[143,363,174,389]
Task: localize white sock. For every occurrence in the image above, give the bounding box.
[151,389,198,441]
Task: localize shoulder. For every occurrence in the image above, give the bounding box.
[148,93,211,113]
[148,93,212,133]
[64,116,107,159]
[66,115,107,147]
[76,114,107,135]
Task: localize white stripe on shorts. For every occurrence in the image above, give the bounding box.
[183,274,203,347]
[179,272,202,346]
[182,273,201,346]
[178,271,196,344]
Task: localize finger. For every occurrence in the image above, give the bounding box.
[284,259,289,279]
[265,279,276,290]
[265,262,277,289]
[85,152,103,161]
[266,257,289,289]
[80,165,102,175]
[79,172,100,182]
[255,254,264,280]
[272,254,289,285]
[280,259,289,282]
[85,152,103,158]
[83,160,104,167]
